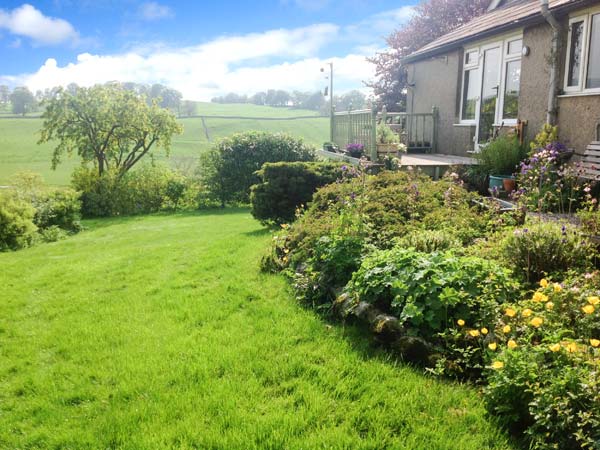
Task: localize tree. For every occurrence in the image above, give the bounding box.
[0,85,10,104]
[39,83,183,177]
[10,87,36,116]
[336,90,367,111]
[181,100,196,117]
[367,0,489,110]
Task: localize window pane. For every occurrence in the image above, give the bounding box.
[503,60,521,119]
[586,14,600,89]
[465,51,478,65]
[479,47,501,142]
[462,68,479,121]
[568,21,584,87]
[507,39,523,55]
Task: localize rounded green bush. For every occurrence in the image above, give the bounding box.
[0,195,37,251]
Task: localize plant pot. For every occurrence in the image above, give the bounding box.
[377,143,399,156]
[489,175,512,191]
[502,177,516,194]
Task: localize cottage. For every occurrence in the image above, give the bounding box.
[404,0,600,157]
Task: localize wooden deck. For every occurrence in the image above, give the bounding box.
[317,150,477,179]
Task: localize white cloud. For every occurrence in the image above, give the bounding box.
[343,5,415,50]
[10,23,375,100]
[138,2,174,21]
[0,4,79,46]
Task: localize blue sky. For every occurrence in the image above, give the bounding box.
[0,1,415,100]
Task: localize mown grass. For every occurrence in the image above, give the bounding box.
[0,209,514,449]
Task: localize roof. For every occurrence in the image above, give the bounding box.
[404,0,589,63]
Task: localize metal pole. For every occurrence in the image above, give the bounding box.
[329,62,334,143]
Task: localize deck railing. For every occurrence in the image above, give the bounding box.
[331,106,438,160]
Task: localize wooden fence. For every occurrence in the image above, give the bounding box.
[331,106,438,160]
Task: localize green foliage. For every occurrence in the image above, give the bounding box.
[0,195,37,251]
[72,164,198,217]
[484,274,600,448]
[529,123,559,154]
[345,248,519,339]
[38,225,69,243]
[395,229,461,253]
[499,222,595,284]
[376,124,399,144]
[250,161,342,225]
[32,189,82,232]
[474,135,526,175]
[200,131,315,205]
[39,83,183,177]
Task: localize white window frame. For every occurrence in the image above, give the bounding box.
[564,7,600,95]
[459,33,523,127]
[459,49,480,125]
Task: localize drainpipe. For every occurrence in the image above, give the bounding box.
[540,0,560,125]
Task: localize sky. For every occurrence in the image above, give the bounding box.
[0,1,416,100]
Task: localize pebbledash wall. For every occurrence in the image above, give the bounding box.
[406,5,600,157]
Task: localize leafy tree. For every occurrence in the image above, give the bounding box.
[367,0,489,110]
[250,92,267,105]
[335,90,367,111]
[0,85,10,104]
[39,83,183,177]
[10,87,36,116]
[181,100,196,117]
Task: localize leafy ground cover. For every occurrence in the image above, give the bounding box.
[0,209,514,449]
[0,103,327,186]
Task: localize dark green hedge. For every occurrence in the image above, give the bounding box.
[250,161,343,225]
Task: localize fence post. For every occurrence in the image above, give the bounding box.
[431,106,439,154]
[371,106,378,161]
[347,103,353,148]
[330,104,335,143]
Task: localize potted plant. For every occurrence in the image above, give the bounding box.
[345,143,364,158]
[475,135,526,193]
[376,124,406,158]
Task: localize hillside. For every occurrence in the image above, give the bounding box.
[0,103,328,186]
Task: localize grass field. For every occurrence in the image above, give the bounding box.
[0,209,515,449]
[0,102,328,186]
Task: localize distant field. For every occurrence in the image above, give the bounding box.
[0,103,328,186]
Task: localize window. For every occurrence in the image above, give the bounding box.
[459,34,523,127]
[565,10,600,93]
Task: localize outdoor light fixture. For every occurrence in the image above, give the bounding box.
[522,45,530,56]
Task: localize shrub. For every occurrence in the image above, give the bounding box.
[199,132,315,205]
[72,164,192,217]
[475,135,526,175]
[38,225,69,243]
[483,274,600,447]
[33,189,81,232]
[10,171,82,232]
[250,161,343,225]
[376,124,399,144]
[499,221,595,284]
[0,195,37,251]
[395,229,461,253]
[345,248,519,339]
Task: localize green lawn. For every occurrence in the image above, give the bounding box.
[0,104,328,186]
[0,210,514,449]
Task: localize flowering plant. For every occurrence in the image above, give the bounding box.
[482,274,600,448]
[345,143,364,158]
[513,140,585,213]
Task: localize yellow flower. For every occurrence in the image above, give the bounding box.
[549,343,561,352]
[481,327,488,335]
[582,304,595,315]
[505,308,516,318]
[588,296,600,306]
[502,325,511,334]
[281,223,289,229]
[457,319,465,327]
[545,301,554,311]
[507,339,518,349]
[590,339,600,348]
[283,248,290,254]
[553,283,562,293]
[491,361,504,369]
[468,329,480,337]
[521,308,532,318]
[488,342,497,351]
[532,292,548,303]
[530,317,543,328]
[566,342,578,353]
[540,279,549,288]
